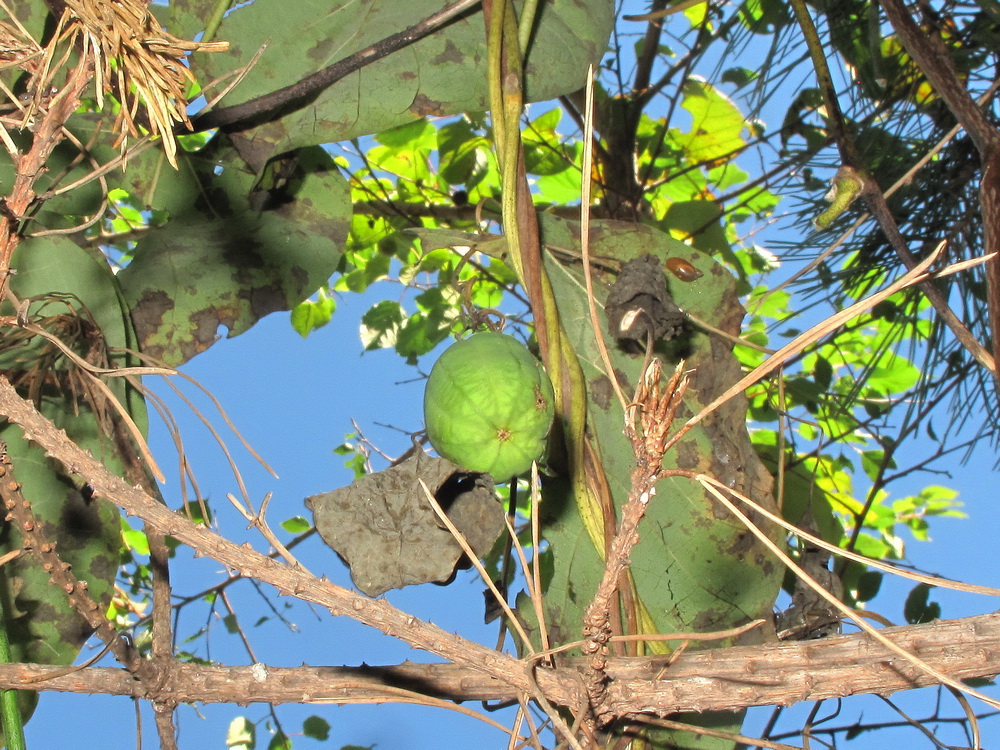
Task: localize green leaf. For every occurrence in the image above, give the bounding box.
[866,354,920,394]
[964,676,997,688]
[281,516,312,534]
[189,0,614,160]
[302,716,330,741]
[182,500,212,526]
[904,583,941,624]
[672,78,748,163]
[227,717,256,750]
[118,146,351,366]
[122,526,151,556]
[291,290,336,338]
[534,165,584,203]
[813,355,834,390]
[738,0,793,33]
[662,200,730,255]
[721,66,758,87]
[359,300,405,350]
[438,118,491,187]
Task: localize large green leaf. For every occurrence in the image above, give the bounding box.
[670,78,749,164]
[533,216,783,748]
[117,145,351,365]
[0,238,141,709]
[178,0,613,158]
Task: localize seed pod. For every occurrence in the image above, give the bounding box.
[665,257,703,282]
[423,332,555,480]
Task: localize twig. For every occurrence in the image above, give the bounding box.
[0,40,93,302]
[0,441,142,674]
[579,65,627,414]
[229,492,311,574]
[580,360,689,720]
[11,320,168,482]
[527,465,551,656]
[0,376,564,700]
[147,526,177,750]
[192,0,481,131]
[419,479,534,653]
[530,620,766,662]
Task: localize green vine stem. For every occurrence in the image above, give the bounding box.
[0,578,25,750]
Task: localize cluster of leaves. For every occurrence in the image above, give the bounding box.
[227,715,344,750]
[292,115,519,359]
[741,275,964,608]
[2,0,992,745]
[301,75,961,624]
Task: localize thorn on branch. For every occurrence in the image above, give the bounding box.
[581,359,690,723]
[0,441,143,675]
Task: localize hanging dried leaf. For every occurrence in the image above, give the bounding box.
[605,253,686,350]
[306,453,503,597]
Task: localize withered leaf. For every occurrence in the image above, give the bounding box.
[605,253,685,349]
[305,452,503,597]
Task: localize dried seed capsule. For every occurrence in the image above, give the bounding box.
[665,257,703,281]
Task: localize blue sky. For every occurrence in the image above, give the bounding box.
[17,1,1000,746]
[21,272,998,749]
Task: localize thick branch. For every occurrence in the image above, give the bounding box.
[877,0,1000,379]
[1,613,998,714]
[0,376,564,703]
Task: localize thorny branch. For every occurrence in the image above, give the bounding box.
[0,375,570,702]
[0,39,92,303]
[580,361,689,723]
[0,440,180,750]
[0,611,992,715]
[2,347,997,737]
[0,442,141,674]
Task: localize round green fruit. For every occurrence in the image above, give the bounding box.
[424,332,555,479]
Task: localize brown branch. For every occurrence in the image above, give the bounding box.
[0,444,143,674]
[0,50,93,302]
[877,0,1000,380]
[0,375,572,703]
[877,0,997,154]
[191,0,480,132]
[792,0,996,376]
[0,612,997,715]
[581,362,689,717]
[148,525,178,746]
[0,369,997,719]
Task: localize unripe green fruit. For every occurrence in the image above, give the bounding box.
[424,332,555,479]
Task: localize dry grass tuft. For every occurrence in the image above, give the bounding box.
[61,0,227,167]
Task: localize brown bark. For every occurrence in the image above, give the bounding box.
[0,612,996,715]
